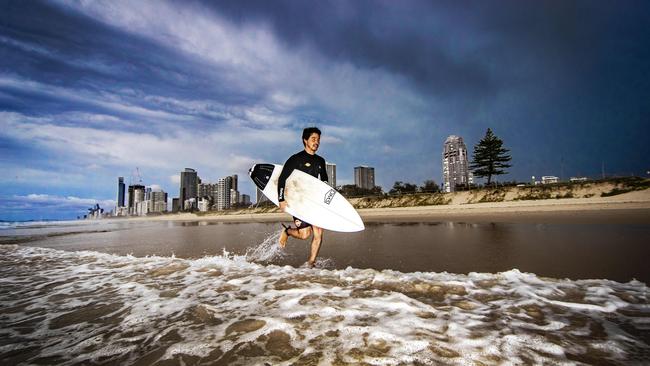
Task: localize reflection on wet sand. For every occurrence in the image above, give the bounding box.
[4,219,649,283]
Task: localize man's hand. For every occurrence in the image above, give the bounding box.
[279,201,288,212]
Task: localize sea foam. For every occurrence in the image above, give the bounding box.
[0,244,648,365]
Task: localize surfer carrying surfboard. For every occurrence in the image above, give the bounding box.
[278,127,329,267]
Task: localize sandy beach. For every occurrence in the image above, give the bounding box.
[119,189,650,225]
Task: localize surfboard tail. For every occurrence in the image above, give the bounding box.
[249,164,275,191]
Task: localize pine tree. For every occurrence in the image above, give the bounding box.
[470,128,512,186]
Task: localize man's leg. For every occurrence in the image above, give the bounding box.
[288,226,311,240]
[307,226,323,267]
[279,219,312,247]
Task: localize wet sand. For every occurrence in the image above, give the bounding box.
[4,208,650,284]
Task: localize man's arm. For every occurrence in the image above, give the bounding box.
[320,157,329,183]
[277,155,297,203]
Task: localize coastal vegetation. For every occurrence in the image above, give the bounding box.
[599,177,650,197]
[191,177,649,215]
[347,177,649,208]
[469,128,512,186]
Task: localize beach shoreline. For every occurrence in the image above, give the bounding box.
[113,189,650,225]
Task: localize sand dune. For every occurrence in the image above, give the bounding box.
[118,187,650,225]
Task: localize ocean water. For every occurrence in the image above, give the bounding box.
[1,219,649,365]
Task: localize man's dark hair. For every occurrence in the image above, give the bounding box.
[302,127,321,145]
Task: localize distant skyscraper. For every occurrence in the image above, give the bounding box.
[117,177,125,208]
[198,183,215,198]
[128,184,145,213]
[216,177,232,210]
[354,166,375,190]
[148,187,167,213]
[241,194,251,206]
[179,168,198,211]
[230,189,239,208]
[442,135,471,192]
[230,174,238,191]
[130,185,146,215]
[326,162,337,188]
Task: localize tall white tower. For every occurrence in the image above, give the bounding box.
[442,135,471,192]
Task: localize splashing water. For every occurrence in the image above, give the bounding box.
[245,229,337,269]
[245,229,286,262]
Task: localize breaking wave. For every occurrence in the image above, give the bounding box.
[0,244,648,365]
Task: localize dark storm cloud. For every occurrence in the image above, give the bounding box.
[192,0,650,180]
[203,0,494,97]
[205,0,650,101]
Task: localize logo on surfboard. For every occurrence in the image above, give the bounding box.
[324,189,336,205]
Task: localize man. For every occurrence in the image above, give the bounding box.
[277,127,329,268]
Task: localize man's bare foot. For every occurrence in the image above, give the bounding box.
[300,261,315,268]
[279,224,289,248]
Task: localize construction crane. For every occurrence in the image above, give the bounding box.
[130,167,143,185]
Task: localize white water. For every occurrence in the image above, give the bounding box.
[0,236,649,365]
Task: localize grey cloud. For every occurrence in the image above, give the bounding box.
[1,1,263,115]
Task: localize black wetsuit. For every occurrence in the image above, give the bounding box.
[278,150,328,228]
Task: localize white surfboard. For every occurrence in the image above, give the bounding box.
[249,163,364,232]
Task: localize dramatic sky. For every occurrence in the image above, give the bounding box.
[1,0,649,221]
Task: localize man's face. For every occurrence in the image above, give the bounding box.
[304,133,320,152]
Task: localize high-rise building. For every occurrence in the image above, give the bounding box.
[148,188,168,213]
[230,174,238,191]
[216,177,232,210]
[132,185,146,215]
[179,168,198,211]
[117,177,125,208]
[136,200,148,216]
[230,189,239,208]
[241,194,251,206]
[442,135,472,192]
[172,198,180,213]
[198,183,215,199]
[354,166,375,190]
[128,184,145,214]
[128,185,134,208]
[326,162,337,188]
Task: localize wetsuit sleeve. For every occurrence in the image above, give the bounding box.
[320,157,329,183]
[277,155,298,202]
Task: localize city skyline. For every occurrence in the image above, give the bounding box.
[2,1,649,220]
[111,164,355,216]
